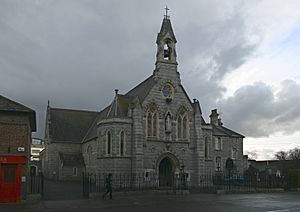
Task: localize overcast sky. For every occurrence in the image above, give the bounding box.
[1,0,300,160]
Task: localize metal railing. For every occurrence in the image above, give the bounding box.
[82,172,296,197]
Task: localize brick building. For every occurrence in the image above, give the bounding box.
[42,16,245,185]
[0,95,36,202]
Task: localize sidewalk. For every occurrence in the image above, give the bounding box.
[0,192,171,212]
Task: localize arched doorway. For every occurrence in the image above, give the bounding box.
[159,157,174,187]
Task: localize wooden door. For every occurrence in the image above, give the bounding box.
[159,158,173,187]
[0,164,21,202]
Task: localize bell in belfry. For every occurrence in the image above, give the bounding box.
[164,43,171,59]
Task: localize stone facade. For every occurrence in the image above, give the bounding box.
[42,16,245,185]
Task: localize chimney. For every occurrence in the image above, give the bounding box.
[218,118,223,126]
[209,109,219,126]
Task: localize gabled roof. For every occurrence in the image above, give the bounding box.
[59,152,85,167]
[125,75,156,102]
[0,95,36,131]
[48,107,98,143]
[212,125,245,138]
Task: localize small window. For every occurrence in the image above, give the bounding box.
[231,148,238,160]
[73,167,78,176]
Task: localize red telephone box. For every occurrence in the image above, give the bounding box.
[0,156,26,202]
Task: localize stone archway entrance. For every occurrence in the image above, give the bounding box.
[159,157,174,187]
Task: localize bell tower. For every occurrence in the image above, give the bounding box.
[155,7,178,69]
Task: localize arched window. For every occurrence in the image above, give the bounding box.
[177,109,188,139]
[215,137,222,150]
[231,148,237,160]
[205,137,209,159]
[164,41,171,60]
[120,131,125,156]
[87,146,92,164]
[147,107,158,138]
[106,131,111,155]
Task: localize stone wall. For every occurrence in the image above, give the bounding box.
[43,142,81,180]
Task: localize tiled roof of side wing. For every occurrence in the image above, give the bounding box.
[213,125,245,138]
[49,107,98,143]
[0,95,35,112]
[59,152,85,167]
[0,95,36,131]
[83,76,155,143]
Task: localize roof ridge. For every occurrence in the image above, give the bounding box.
[125,74,154,95]
[0,94,34,112]
[50,107,98,113]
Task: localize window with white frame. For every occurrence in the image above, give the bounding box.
[73,167,78,176]
[215,137,222,150]
[106,131,112,155]
[120,130,125,156]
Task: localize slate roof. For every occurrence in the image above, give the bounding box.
[0,95,36,131]
[212,125,245,138]
[82,94,134,142]
[125,75,156,102]
[49,107,98,143]
[82,75,157,143]
[59,152,85,167]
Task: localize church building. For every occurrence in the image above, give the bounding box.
[41,14,245,187]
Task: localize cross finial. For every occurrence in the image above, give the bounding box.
[164,6,170,19]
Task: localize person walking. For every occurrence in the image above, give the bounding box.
[102,173,113,199]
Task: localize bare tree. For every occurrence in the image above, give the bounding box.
[275,151,288,160]
[288,148,300,160]
[274,147,300,160]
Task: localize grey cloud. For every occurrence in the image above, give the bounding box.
[0,0,290,140]
[218,80,300,137]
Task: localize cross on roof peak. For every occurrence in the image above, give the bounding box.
[164,6,170,19]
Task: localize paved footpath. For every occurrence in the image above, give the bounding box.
[1,192,300,212]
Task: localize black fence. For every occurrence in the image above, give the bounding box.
[82,172,299,197]
[83,172,188,197]
[29,172,44,197]
[194,174,288,193]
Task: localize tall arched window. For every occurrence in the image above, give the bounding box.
[204,137,209,159]
[147,107,158,138]
[177,109,188,139]
[87,146,92,164]
[120,131,125,156]
[106,131,111,155]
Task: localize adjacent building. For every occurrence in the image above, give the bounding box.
[0,95,36,202]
